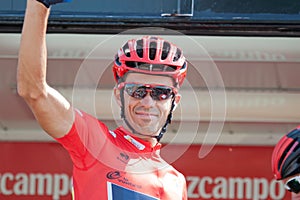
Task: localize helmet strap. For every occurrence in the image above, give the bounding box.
[155,97,175,141]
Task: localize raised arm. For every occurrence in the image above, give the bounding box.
[17,0,74,138]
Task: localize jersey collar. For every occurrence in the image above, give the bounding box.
[115,127,162,152]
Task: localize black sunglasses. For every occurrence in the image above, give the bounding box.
[118,82,177,101]
[285,176,300,194]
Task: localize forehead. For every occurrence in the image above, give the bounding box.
[125,73,174,86]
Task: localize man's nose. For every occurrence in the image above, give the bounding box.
[140,92,155,107]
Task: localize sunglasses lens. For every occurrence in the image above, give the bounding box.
[286,177,300,193]
[132,87,148,99]
[124,84,146,99]
[124,84,173,101]
[151,87,173,100]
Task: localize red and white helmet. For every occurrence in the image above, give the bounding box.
[112,36,187,87]
[272,126,300,180]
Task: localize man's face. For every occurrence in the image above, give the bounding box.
[115,73,180,138]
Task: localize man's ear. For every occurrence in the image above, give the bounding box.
[172,93,181,111]
[114,87,122,107]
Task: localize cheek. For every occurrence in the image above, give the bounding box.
[159,101,172,116]
[124,98,137,113]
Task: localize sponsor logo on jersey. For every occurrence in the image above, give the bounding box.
[106,171,142,189]
[124,135,145,150]
[106,171,122,179]
[117,152,130,164]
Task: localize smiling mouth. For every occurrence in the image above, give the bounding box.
[135,111,158,119]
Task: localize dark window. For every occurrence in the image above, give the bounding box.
[1,0,300,36]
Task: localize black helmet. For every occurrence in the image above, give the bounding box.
[272,126,300,180]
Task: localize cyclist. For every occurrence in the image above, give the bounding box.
[17,0,188,199]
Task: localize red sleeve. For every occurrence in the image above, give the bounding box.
[55,109,109,170]
[181,174,188,200]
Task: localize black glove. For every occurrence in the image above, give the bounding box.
[36,0,71,8]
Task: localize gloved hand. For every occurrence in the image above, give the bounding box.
[36,0,72,8]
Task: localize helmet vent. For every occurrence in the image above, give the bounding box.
[136,39,143,58]
[123,43,131,57]
[161,42,170,60]
[125,61,136,68]
[149,41,157,60]
[115,57,121,66]
[165,65,176,71]
[279,141,296,167]
[287,141,297,152]
[297,156,300,164]
[294,143,300,153]
[174,48,182,62]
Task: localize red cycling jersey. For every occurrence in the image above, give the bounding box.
[56,109,187,200]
